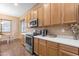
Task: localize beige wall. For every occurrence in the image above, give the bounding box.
[46,25,73,36]
[18,15,26,40]
[0,14,19,39]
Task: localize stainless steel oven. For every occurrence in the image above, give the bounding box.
[25,34,34,54]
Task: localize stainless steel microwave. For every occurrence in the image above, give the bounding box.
[29,19,38,28]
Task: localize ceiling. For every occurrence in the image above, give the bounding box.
[0,3,36,17]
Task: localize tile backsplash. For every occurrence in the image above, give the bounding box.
[47,25,73,36]
[27,24,79,39]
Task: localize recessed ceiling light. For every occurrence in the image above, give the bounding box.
[14,3,18,6]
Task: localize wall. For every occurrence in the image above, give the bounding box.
[0,14,19,40]
[46,25,73,36]
[18,15,26,41]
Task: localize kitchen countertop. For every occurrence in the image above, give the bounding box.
[34,35,79,48]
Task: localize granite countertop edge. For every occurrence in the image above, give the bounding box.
[34,35,79,48]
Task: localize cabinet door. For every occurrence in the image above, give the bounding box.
[59,44,78,54]
[33,9,37,19]
[27,12,31,27]
[34,38,39,55]
[37,6,44,27]
[63,3,77,23]
[47,41,58,56]
[39,44,47,56]
[43,4,51,26]
[31,10,34,20]
[38,39,47,56]
[51,3,61,25]
[47,47,58,56]
[25,15,28,27]
[59,50,78,56]
[27,13,31,21]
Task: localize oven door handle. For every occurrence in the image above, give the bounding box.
[26,36,33,38]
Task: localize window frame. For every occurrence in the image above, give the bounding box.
[20,19,26,33]
[0,19,12,33]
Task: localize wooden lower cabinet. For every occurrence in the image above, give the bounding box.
[39,44,47,56]
[59,44,79,54]
[47,41,58,56]
[34,38,39,55]
[38,39,47,56]
[59,50,78,56]
[59,44,79,56]
[47,47,58,56]
[34,38,79,56]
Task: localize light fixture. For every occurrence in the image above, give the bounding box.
[14,3,18,6]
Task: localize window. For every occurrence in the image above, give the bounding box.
[0,20,11,32]
[20,20,26,32]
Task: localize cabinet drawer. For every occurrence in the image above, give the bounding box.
[39,39,46,46]
[59,50,78,56]
[59,44,78,54]
[39,45,47,56]
[47,41,58,48]
[47,47,58,56]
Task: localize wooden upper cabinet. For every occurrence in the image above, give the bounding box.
[31,8,38,20]
[51,3,61,25]
[63,3,78,23]
[33,9,38,19]
[27,12,31,21]
[37,5,44,27]
[43,4,51,26]
[27,12,31,27]
[25,15,28,27]
[31,10,34,20]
